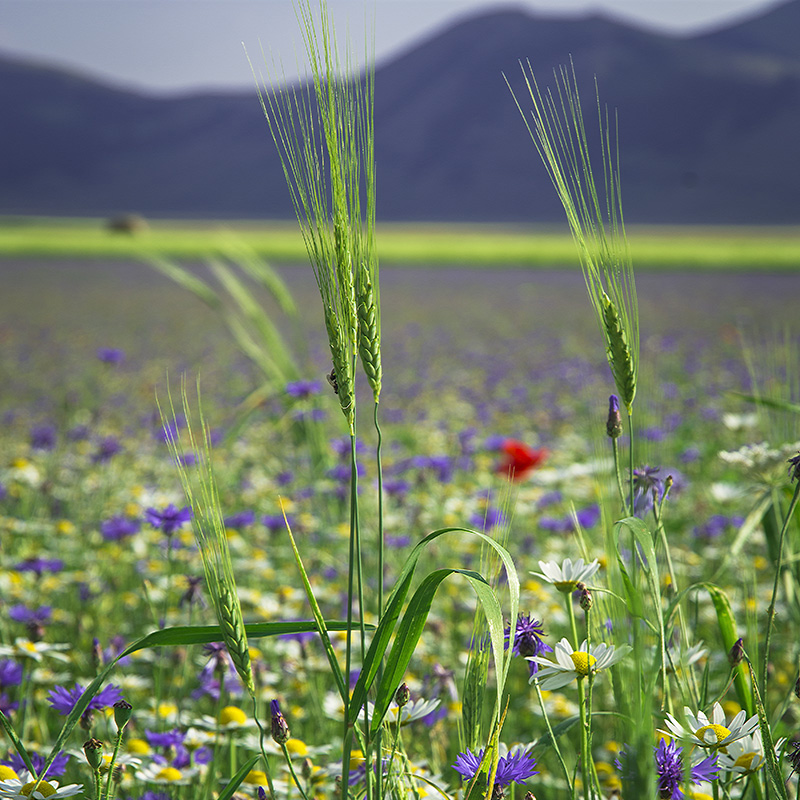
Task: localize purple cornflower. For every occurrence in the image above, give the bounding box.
[224,510,255,529]
[145,728,185,748]
[100,515,140,541]
[96,347,125,365]
[262,514,292,534]
[30,424,56,450]
[13,557,64,576]
[5,750,70,778]
[93,436,122,463]
[469,506,506,531]
[453,747,538,788]
[0,661,23,688]
[285,379,321,399]
[145,504,192,535]
[8,605,51,627]
[504,614,552,677]
[47,682,124,715]
[617,740,717,799]
[789,452,800,483]
[654,739,718,799]
[632,465,664,517]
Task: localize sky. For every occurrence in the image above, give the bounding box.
[0,0,787,94]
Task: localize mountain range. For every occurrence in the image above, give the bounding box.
[2,0,800,224]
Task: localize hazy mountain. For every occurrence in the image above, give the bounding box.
[1,0,799,223]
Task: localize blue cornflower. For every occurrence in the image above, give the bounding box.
[47,682,124,715]
[285,379,321,398]
[13,557,64,576]
[632,465,664,517]
[93,436,122,463]
[504,614,552,677]
[5,749,70,777]
[8,605,52,627]
[145,504,192,536]
[469,506,506,531]
[96,347,125,365]
[0,661,23,687]
[30,424,57,450]
[224,510,255,529]
[100,515,140,541]
[145,728,186,748]
[617,739,718,799]
[453,747,538,788]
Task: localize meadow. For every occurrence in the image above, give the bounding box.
[1,253,800,800]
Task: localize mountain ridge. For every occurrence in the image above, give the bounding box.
[2,0,799,223]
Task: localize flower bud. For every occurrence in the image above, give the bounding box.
[394,682,410,708]
[83,738,104,770]
[579,586,593,612]
[270,699,290,745]
[113,699,133,731]
[606,395,623,439]
[729,637,745,668]
[794,675,800,700]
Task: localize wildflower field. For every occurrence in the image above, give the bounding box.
[3,4,800,800]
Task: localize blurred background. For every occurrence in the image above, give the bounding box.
[0,0,797,223]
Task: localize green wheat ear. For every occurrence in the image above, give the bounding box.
[508,60,639,413]
[159,379,255,697]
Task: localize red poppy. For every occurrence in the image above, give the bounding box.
[497,439,548,480]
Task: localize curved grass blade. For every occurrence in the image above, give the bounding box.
[746,660,788,800]
[370,567,504,736]
[218,754,260,800]
[348,527,519,726]
[0,709,35,776]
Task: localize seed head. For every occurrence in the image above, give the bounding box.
[83,738,104,770]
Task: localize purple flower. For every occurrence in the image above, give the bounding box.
[285,380,321,399]
[93,436,122,463]
[453,747,538,787]
[100,515,140,541]
[8,605,51,626]
[13,558,63,576]
[145,728,186,748]
[654,739,718,799]
[574,504,600,529]
[505,614,552,677]
[224,510,255,529]
[47,682,123,715]
[30,424,56,451]
[0,661,23,688]
[96,347,125,365]
[632,465,664,517]
[469,506,506,531]
[262,514,292,534]
[145,504,192,535]
[5,750,70,778]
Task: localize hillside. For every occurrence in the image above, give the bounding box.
[1,0,799,223]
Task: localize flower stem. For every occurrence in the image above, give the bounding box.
[761,480,800,695]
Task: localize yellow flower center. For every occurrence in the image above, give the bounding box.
[157,702,177,719]
[349,750,366,771]
[286,738,308,757]
[244,770,268,785]
[569,651,597,676]
[695,723,731,745]
[734,752,759,772]
[20,781,57,798]
[0,766,19,781]
[19,641,38,654]
[554,580,578,593]
[155,767,183,782]
[219,705,247,726]
[127,738,150,755]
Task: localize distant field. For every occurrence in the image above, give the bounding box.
[1,216,800,268]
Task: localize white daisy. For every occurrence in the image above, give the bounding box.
[532,558,600,593]
[0,639,70,663]
[664,702,759,751]
[0,775,82,799]
[527,638,631,690]
[136,762,199,785]
[375,697,441,726]
[717,730,786,776]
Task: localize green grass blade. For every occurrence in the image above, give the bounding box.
[747,661,788,800]
[0,709,35,776]
[348,527,519,726]
[218,754,260,800]
[146,254,222,309]
[370,568,505,736]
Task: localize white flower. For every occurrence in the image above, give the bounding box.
[0,775,82,799]
[665,640,708,674]
[717,730,786,776]
[378,697,441,726]
[532,558,600,593]
[0,639,70,663]
[136,762,199,785]
[664,703,759,750]
[527,638,631,690]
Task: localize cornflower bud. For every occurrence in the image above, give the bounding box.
[83,738,104,770]
[789,453,800,483]
[794,675,800,700]
[394,682,410,708]
[579,585,593,612]
[729,637,745,667]
[270,699,290,745]
[113,699,133,731]
[606,395,623,439]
